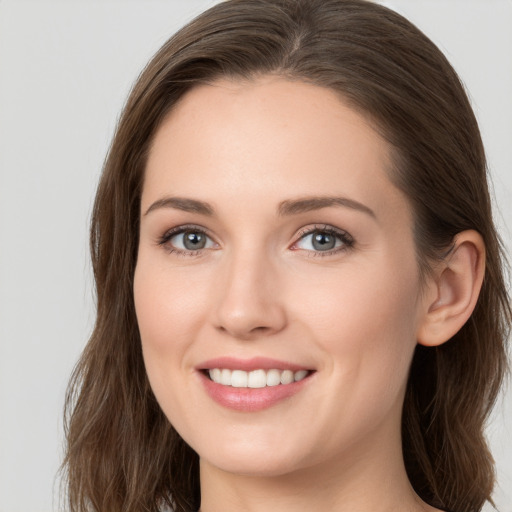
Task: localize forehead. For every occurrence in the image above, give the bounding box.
[143,76,409,225]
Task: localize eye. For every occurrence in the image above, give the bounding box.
[293,225,354,255]
[159,226,217,254]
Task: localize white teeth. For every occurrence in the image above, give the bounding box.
[294,370,308,381]
[231,370,248,387]
[248,369,267,388]
[208,368,310,388]
[280,370,294,385]
[266,369,281,387]
[220,368,231,386]
[210,368,221,383]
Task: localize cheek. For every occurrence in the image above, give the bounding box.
[133,258,216,440]
[134,256,208,346]
[133,255,209,399]
[292,255,420,390]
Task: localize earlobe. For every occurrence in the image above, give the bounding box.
[417,230,485,347]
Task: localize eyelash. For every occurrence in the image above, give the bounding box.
[293,224,354,257]
[157,224,354,258]
[158,224,213,257]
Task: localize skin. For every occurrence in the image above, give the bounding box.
[134,76,458,512]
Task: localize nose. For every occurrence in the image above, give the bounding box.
[212,249,287,340]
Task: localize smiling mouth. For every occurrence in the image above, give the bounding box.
[204,368,312,388]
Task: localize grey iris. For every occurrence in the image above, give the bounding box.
[184,231,206,250]
[312,231,336,251]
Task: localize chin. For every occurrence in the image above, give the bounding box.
[201,452,307,478]
[193,431,311,478]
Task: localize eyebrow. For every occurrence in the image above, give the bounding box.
[144,197,214,216]
[144,195,376,219]
[277,196,376,219]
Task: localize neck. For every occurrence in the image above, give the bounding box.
[198,418,436,512]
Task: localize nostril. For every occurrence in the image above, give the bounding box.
[215,322,279,339]
[252,326,271,333]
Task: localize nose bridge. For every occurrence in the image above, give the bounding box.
[213,241,286,338]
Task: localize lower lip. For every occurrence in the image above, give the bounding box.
[198,371,312,412]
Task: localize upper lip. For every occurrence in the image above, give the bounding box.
[196,356,312,372]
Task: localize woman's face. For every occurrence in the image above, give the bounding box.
[134,77,430,477]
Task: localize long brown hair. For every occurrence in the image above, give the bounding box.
[62,1,511,511]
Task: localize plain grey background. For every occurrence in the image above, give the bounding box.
[0,1,510,511]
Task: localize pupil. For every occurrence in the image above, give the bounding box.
[312,231,335,251]
[184,231,206,250]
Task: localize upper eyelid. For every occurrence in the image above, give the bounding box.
[161,223,350,238]
[296,224,351,238]
[162,224,212,238]
[293,225,354,248]
[157,224,216,248]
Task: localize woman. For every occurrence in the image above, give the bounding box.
[62,1,511,511]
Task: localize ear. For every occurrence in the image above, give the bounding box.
[417,230,485,347]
